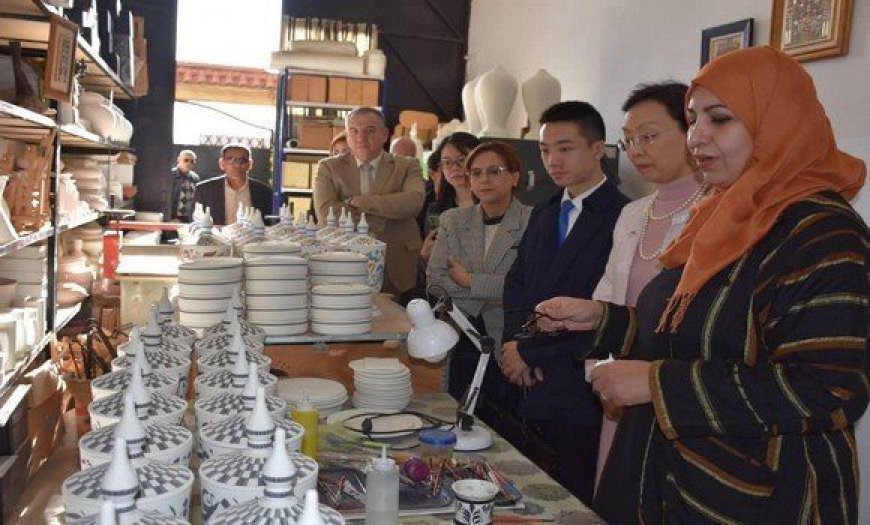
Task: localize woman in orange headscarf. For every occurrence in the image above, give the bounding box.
[535,46,868,523]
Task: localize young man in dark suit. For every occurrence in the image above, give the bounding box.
[193,143,271,225]
[499,101,629,504]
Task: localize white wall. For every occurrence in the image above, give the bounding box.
[467,0,870,519]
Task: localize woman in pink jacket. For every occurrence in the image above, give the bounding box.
[589,82,707,490]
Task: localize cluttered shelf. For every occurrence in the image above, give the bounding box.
[0,302,81,401]
[0,0,133,99]
[0,210,101,259]
[58,124,131,152]
[0,100,55,142]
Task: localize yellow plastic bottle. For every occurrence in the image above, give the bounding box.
[291,392,319,459]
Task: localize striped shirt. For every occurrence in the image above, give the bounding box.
[591,192,868,524]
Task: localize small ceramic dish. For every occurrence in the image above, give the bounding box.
[310,306,372,324]
[244,278,307,295]
[247,307,308,324]
[310,320,372,336]
[177,280,240,299]
[245,293,308,310]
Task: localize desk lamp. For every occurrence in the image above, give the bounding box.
[406,293,495,451]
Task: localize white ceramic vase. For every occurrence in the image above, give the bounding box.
[0,176,18,243]
[474,66,518,138]
[461,76,482,135]
[522,69,561,139]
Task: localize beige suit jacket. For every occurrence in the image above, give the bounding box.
[314,152,425,294]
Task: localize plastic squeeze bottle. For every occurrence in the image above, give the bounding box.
[365,445,399,525]
[291,392,319,458]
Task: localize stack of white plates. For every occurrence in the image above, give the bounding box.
[242,241,302,260]
[310,284,373,335]
[350,358,412,411]
[276,377,348,416]
[245,255,308,336]
[308,252,369,286]
[177,258,243,329]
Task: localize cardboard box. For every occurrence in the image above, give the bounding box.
[289,197,313,217]
[327,77,347,104]
[289,74,310,101]
[282,162,311,189]
[298,120,334,150]
[346,79,363,105]
[0,385,30,456]
[308,75,328,103]
[362,79,379,106]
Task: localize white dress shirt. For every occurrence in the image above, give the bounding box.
[355,154,382,195]
[560,176,607,235]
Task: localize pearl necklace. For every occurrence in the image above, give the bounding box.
[637,183,708,261]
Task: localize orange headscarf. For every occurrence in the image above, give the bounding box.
[657,46,866,332]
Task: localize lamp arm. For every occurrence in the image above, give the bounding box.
[444,304,494,425]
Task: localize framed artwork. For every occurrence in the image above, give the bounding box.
[700,19,755,67]
[43,14,79,102]
[770,0,853,62]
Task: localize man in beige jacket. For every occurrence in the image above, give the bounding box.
[314,107,425,296]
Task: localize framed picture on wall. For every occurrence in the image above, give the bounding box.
[770,0,854,62]
[700,18,754,67]
[43,14,79,102]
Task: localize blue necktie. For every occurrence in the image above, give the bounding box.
[558,200,575,248]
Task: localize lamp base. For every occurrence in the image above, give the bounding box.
[454,425,493,451]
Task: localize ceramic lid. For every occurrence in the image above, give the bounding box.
[193,331,263,356]
[311,283,372,296]
[63,451,194,503]
[157,288,174,323]
[90,365,186,426]
[195,368,277,398]
[73,499,190,525]
[200,388,304,453]
[90,364,177,396]
[197,329,270,372]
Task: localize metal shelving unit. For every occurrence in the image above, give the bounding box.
[0,1,137,401]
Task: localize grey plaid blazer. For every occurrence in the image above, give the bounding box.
[426,198,532,346]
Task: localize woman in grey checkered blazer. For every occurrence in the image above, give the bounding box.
[426,141,531,403]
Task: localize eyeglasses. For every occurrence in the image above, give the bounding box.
[468,165,510,179]
[616,128,679,151]
[223,156,250,165]
[440,156,466,169]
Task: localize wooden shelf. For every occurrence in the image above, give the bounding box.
[287,100,380,111]
[58,124,130,151]
[0,100,55,142]
[285,67,383,81]
[0,0,133,100]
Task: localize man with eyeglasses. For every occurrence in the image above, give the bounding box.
[498,101,629,504]
[164,149,200,223]
[314,107,425,297]
[194,143,271,225]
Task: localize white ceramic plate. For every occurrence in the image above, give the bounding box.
[246,265,308,280]
[245,255,307,266]
[179,257,243,271]
[179,310,226,328]
[244,241,302,255]
[310,293,372,309]
[244,279,307,295]
[247,307,308,324]
[311,320,371,335]
[351,395,411,412]
[310,274,369,286]
[257,322,308,336]
[326,408,423,438]
[277,378,347,403]
[311,283,372,296]
[349,358,409,373]
[246,293,308,310]
[177,296,227,313]
[177,280,241,299]
[310,306,372,323]
[178,266,244,284]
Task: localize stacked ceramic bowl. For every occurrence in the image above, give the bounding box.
[244,256,308,336]
[350,358,412,411]
[310,284,373,335]
[308,252,369,286]
[177,258,243,331]
[276,378,348,417]
[242,240,302,260]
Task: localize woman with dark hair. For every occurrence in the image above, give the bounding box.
[419,132,481,263]
[589,81,707,490]
[535,47,867,523]
[427,140,531,403]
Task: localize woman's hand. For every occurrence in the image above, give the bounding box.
[534,297,604,332]
[589,360,652,408]
[420,231,437,262]
[447,256,472,288]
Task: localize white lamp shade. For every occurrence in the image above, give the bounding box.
[406,299,459,363]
